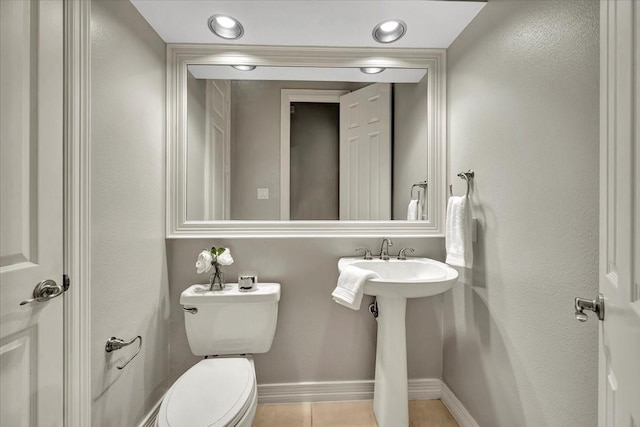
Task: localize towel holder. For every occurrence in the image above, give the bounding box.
[105,335,142,370]
[449,170,474,197]
[410,181,428,220]
[410,181,428,199]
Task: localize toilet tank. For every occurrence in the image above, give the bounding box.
[180,283,280,356]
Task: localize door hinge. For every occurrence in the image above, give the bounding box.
[63,274,70,292]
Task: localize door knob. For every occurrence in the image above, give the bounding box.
[20,279,65,306]
[574,293,605,322]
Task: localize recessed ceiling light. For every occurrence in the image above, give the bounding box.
[372,19,407,44]
[360,67,386,74]
[232,65,256,71]
[380,21,400,33]
[208,14,244,40]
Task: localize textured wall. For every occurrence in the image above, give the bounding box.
[444,1,599,426]
[168,238,446,385]
[90,1,169,425]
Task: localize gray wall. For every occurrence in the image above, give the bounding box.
[444,1,599,426]
[168,238,446,385]
[230,80,364,220]
[290,102,340,220]
[186,71,206,220]
[91,1,169,425]
[393,73,429,220]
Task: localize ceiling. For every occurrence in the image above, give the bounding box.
[130,1,486,49]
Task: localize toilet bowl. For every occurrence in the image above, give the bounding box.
[156,357,257,427]
[156,283,280,427]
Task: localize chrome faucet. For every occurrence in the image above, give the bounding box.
[397,247,415,260]
[379,237,393,260]
[356,247,373,260]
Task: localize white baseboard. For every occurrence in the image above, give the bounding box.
[440,382,480,427]
[258,379,376,404]
[257,378,441,405]
[137,397,162,427]
[140,378,479,427]
[408,378,443,400]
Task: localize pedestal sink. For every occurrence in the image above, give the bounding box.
[338,257,459,427]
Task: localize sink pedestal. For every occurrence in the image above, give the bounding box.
[337,257,459,427]
[373,295,409,427]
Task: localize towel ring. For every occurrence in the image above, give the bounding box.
[410,181,428,199]
[410,181,428,220]
[105,335,142,370]
[449,170,474,197]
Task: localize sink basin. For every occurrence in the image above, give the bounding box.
[338,257,458,298]
[337,256,459,427]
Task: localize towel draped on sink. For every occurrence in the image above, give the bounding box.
[332,265,380,310]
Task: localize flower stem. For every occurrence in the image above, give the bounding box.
[209,262,225,291]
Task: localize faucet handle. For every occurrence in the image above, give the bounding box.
[397,248,415,260]
[356,247,373,260]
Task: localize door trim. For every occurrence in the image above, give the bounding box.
[63,0,92,425]
[280,89,349,220]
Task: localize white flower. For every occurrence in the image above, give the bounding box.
[216,248,234,266]
[195,250,213,274]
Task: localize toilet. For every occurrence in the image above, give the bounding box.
[156,282,280,427]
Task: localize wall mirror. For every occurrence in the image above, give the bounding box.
[167,45,446,237]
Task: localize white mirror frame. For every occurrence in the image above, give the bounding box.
[167,44,446,238]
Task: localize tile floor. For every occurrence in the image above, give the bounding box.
[252,400,459,427]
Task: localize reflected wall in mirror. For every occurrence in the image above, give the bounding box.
[186,66,429,222]
[167,45,446,237]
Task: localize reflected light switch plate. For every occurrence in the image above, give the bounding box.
[257,188,269,200]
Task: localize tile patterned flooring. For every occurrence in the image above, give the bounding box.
[252,400,459,427]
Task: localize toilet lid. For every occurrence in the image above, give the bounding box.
[159,358,255,427]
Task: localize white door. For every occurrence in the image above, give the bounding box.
[339,83,392,220]
[0,0,65,426]
[205,80,230,220]
[598,1,640,425]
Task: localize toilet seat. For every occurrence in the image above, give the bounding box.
[157,358,256,427]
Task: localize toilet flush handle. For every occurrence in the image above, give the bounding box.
[183,307,198,314]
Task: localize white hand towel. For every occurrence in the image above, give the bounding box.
[332,266,380,310]
[407,199,419,220]
[445,196,473,268]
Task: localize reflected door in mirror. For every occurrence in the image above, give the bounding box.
[340,83,392,220]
